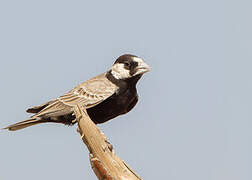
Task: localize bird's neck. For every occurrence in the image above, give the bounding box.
[106,70,141,88]
[125,74,142,86]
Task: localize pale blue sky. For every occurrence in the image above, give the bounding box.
[0,0,251,179]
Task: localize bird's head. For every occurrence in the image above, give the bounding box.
[111,54,151,80]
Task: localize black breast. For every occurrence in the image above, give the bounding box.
[86,88,138,124]
[86,71,141,124]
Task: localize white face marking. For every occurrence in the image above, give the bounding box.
[132,57,144,64]
[132,57,151,76]
[111,63,131,79]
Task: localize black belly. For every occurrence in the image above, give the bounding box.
[86,89,138,124]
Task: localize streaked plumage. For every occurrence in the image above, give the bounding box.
[4,54,150,131]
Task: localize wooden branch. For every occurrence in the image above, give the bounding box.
[74,105,142,180]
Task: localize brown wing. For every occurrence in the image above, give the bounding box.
[32,73,118,118]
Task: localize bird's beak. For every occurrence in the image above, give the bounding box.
[134,61,151,76]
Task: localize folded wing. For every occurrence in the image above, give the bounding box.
[31,73,118,118]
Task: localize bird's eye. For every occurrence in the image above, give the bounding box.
[124,62,130,67]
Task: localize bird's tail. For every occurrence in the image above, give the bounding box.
[3,118,47,131]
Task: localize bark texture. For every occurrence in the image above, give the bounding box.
[74,105,142,180]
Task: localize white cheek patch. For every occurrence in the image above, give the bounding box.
[111,63,131,79]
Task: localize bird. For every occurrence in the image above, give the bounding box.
[4,54,150,131]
